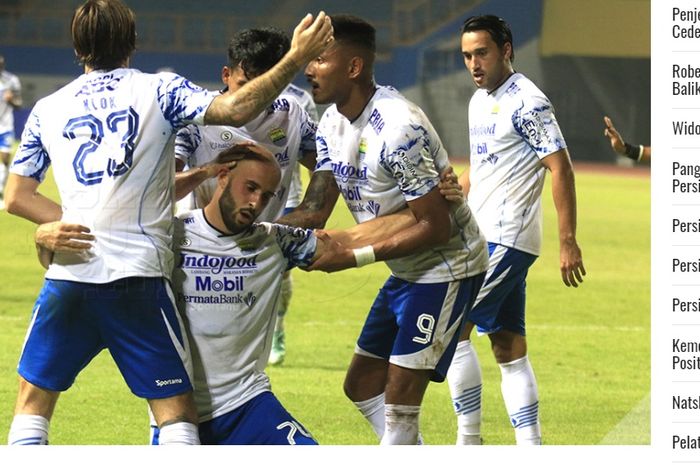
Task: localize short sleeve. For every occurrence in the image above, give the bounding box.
[10,106,51,182]
[313,115,333,172]
[156,72,217,130]
[267,222,317,269]
[512,95,567,158]
[299,110,318,155]
[174,124,202,164]
[378,124,440,201]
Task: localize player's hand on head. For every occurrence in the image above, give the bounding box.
[203,160,237,179]
[304,229,355,273]
[603,116,625,155]
[559,240,585,287]
[35,221,95,253]
[439,166,464,204]
[290,11,334,65]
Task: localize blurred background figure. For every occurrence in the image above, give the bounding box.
[604,116,651,162]
[0,55,22,209]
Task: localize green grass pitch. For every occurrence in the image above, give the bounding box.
[0,163,649,445]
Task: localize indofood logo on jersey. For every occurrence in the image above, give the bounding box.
[470,124,495,138]
[331,161,368,183]
[180,253,258,275]
[274,147,291,167]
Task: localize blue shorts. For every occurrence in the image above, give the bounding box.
[151,391,317,445]
[356,274,484,382]
[18,277,193,399]
[467,243,538,336]
[0,130,13,152]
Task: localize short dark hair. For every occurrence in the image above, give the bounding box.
[216,144,276,168]
[330,14,376,55]
[462,15,514,62]
[227,28,290,79]
[72,0,136,70]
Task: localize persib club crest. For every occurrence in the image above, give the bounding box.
[359,137,367,159]
[269,127,287,146]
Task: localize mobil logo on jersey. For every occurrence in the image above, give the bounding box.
[340,184,363,201]
[331,161,368,184]
[471,142,488,155]
[180,252,258,275]
[194,275,245,292]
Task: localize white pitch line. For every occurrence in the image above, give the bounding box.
[297,321,648,332]
[530,324,647,332]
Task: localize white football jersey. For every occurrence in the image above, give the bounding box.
[316,85,488,283]
[172,209,316,421]
[175,94,316,221]
[282,83,318,210]
[0,69,21,134]
[11,69,216,283]
[468,73,567,255]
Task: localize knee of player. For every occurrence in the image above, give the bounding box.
[342,376,358,400]
[343,373,372,402]
[491,339,527,364]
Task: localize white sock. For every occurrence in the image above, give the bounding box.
[381,404,420,445]
[0,162,7,196]
[158,422,200,445]
[353,392,385,439]
[499,355,541,445]
[447,340,482,445]
[8,414,49,445]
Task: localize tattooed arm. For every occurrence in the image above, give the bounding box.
[277,171,340,229]
[204,13,333,127]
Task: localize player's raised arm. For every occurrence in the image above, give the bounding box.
[603,116,651,162]
[204,12,333,127]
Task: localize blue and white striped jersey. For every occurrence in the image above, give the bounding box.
[11,69,216,283]
[468,73,567,255]
[315,85,488,284]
